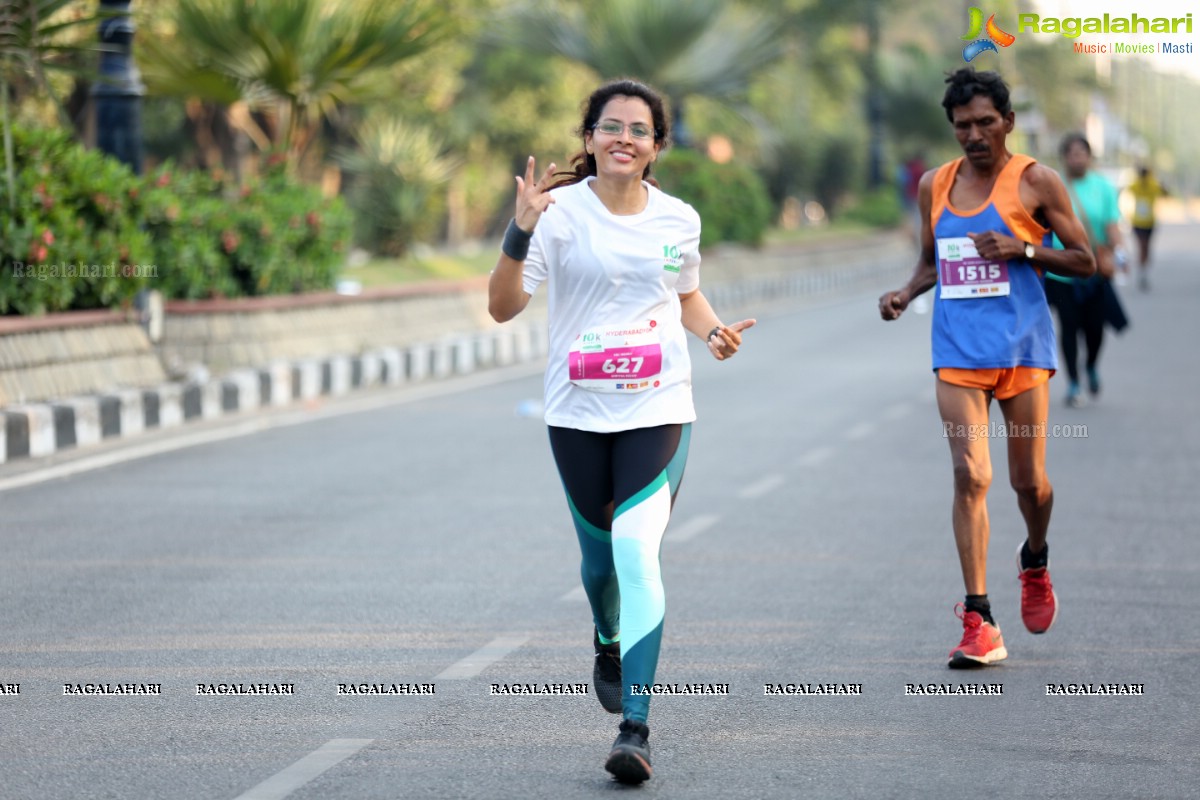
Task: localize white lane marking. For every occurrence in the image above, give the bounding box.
[435,634,530,680]
[669,513,720,542]
[560,586,588,602]
[845,422,875,441]
[882,402,911,421]
[795,446,834,468]
[738,474,785,500]
[232,738,373,800]
[0,363,545,494]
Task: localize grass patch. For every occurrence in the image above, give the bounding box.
[340,247,499,288]
[341,222,905,288]
[763,220,893,246]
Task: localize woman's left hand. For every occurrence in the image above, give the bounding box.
[707,319,756,360]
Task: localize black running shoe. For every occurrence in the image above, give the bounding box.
[593,629,622,714]
[605,719,652,784]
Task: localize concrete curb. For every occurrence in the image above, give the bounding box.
[0,321,549,465]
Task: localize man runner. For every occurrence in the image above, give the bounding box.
[878,68,1095,668]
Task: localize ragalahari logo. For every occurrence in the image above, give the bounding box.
[962,6,1016,62]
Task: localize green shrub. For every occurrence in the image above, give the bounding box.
[1,124,353,313]
[842,186,905,228]
[814,138,856,218]
[140,168,232,299]
[1,126,153,315]
[337,118,455,257]
[654,149,773,248]
[145,161,352,299]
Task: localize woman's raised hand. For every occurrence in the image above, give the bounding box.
[514,156,558,233]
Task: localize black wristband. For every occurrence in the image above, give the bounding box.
[501,218,533,261]
[707,325,723,342]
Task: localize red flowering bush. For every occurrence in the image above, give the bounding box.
[1,126,153,315]
[143,161,350,299]
[2,126,353,313]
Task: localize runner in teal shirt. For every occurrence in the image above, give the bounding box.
[1044,134,1125,406]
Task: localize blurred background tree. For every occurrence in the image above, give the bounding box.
[1,1,111,208]
[137,0,452,180]
[4,0,1199,305]
[494,0,784,149]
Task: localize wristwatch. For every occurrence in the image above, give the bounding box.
[1023,241,1035,260]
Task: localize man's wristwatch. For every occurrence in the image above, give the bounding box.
[1023,241,1036,260]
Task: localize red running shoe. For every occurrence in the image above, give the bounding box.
[1017,543,1059,634]
[947,603,1007,668]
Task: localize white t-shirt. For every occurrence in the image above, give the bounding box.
[523,176,702,433]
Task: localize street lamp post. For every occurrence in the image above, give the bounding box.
[92,0,144,174]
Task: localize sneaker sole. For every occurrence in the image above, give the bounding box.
[594,681,623,714]
[947,645,1008,669]
[605,748,652,784]
[594,656,623,714]
[1016,543,1060,634]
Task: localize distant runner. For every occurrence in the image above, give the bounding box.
[1127,165,1168,291]
[1044,133,1126,407]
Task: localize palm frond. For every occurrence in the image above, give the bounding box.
[659,7,783,98]
[139,0,451,156]
[496,0,782,102]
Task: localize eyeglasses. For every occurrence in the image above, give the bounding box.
[592,120,656,140]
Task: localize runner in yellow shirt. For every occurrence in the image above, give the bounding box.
[1127,166,1168,291]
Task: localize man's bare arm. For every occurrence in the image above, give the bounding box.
[880,170,938,320]
[1026,164,1096,279]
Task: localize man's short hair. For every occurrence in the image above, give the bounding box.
[942,68,1012,121]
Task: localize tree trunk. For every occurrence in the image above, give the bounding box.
[864,3,885,189]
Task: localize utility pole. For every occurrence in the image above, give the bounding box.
[92,1,143,174]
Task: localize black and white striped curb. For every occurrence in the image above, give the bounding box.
[1,322,547,465]
[1,251,913,465]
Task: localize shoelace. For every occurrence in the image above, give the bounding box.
[596,648,621,681]
[1020,566,1054,605]
[953,602,986,646]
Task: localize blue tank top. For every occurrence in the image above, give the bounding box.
[930,155,1057,371]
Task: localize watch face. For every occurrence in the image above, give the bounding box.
[1025,242,1035,259]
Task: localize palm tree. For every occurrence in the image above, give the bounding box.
[496,0,783,148]
[335,115,458,256]
[1,0,109,208]
[137,0,451,172]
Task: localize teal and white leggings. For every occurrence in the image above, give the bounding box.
[548,423,691,723]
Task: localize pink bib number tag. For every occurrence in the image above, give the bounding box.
[938,236,1010,299]
[569,322,663,393]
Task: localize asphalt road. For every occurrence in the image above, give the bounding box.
[2,224,1198,799]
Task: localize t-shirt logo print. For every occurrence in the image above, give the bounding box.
[962,6,1016,62]
[661,244,683,273]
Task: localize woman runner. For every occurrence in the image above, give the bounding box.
[487,78,754,784]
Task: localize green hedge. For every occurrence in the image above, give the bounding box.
[143,162,352,300]
[1,126,153,315]
[842,186,904,228]
[1,126,352,315]
[654,149,773,249]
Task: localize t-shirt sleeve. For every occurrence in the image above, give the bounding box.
[675,209,702,295]
[522,223,549,296]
